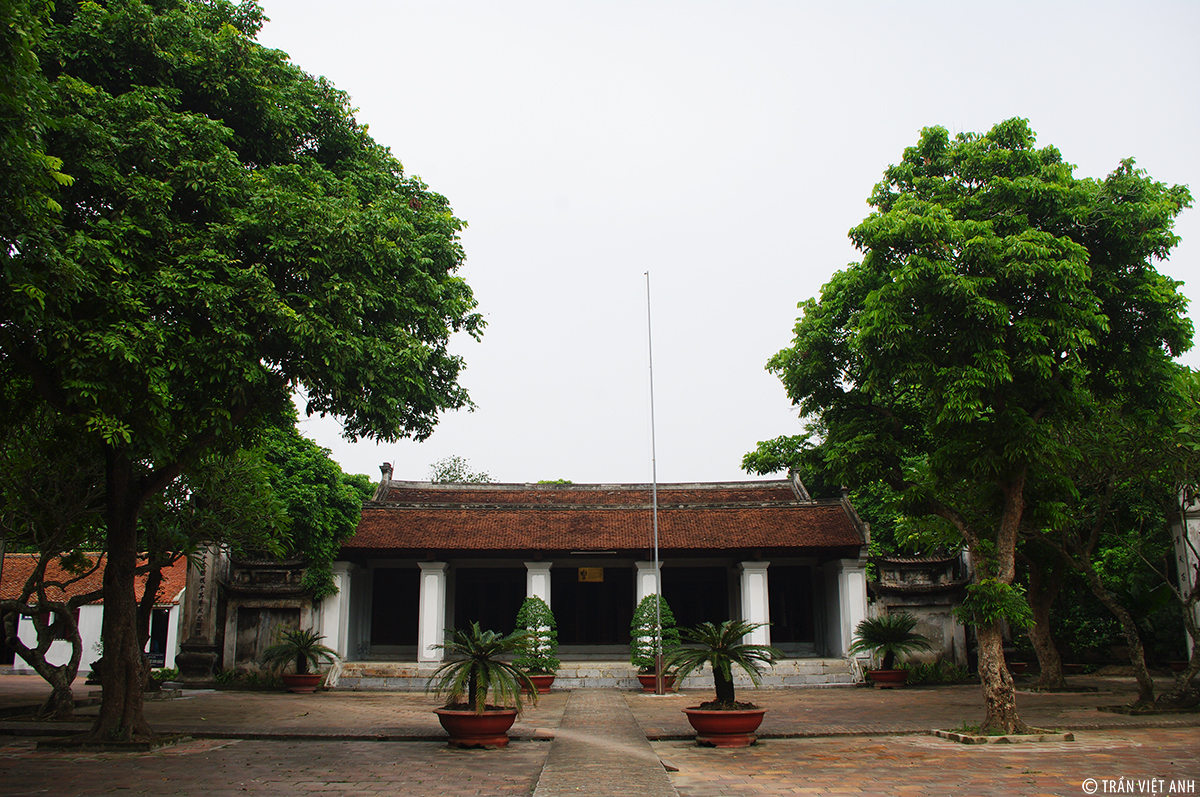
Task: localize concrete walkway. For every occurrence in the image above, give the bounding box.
[533,689,677,797]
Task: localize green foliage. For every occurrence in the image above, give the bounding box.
[139,447,291,564]
[213,669,240,686]
[629,593,681,672]
[427,623,536,714]
[429,455,491,483]
[905,661,973,685]
[513,597,559,674]
[253,414,373,599]
[150,667,179,683]
[954,579,1034,630]
[847,612,934,670]
[766,118,1190,543]
[536,479,573,485]
[260,627,338,676]
[664,620,782,706]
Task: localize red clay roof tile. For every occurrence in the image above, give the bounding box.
[0,553,188,605]
[346,481,865,553]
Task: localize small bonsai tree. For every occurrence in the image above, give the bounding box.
[261,628,339,675]
[427,622,537,714]
[847,612,933,671]
[630,593,681,673]
[513,597,560,675]
[665,619,781,707]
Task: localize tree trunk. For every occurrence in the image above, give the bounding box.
[1156,595,1199,709]
[970,471,1031,734]
[713,666,736,705]
[2,605,82,720]
[137,565,163,649]
[1025,557,1067,689]
[1083,569,1155,707]
[976,619,1031,734]
[87,451,153,741]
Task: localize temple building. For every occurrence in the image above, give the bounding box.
[315,470,870,680]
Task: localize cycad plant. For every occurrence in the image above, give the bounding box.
[847,612,933,671]
[427,622,537,714]
[261,628,339,675]
[665,619,782,707]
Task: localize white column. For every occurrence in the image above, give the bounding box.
[1171,496,1200,650]
[417,562,449,663]
[635,561,661,604]
[738,562,771,647]
[525,562,553,608]
[320,562,356,659]
[164,604,181,668]
[829,557,868,657]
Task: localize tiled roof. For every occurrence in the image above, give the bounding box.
[347,480,866,553]
[0,553,188,605]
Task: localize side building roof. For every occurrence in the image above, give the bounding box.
[346,479,867,558]
[0,553,188,606]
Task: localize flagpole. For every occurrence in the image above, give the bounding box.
[645,271,664,695]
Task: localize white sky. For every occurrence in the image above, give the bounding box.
[256,0,1200,485]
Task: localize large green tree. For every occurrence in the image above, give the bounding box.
[1,0,481,740]
[766,119,1191,733]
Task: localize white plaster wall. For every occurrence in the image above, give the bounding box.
[14,605,103,674]
[15,603,182,673]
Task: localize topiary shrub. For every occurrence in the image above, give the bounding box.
[630,593,680,673]
[513,596,560,675]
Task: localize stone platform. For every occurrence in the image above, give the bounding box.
[330,657,859,691]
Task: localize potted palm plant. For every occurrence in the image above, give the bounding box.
[513,596,560,693]
[427,622,537,748]
[665,619,781,747]
[261,628,339,693]
[847,612,933,688]
[630,593,681,691]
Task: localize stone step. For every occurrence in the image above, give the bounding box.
[330,658,859,692]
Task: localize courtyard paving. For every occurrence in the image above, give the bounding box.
[0,671,1196,796]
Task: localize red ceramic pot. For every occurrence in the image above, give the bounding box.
[434,707,519,749]
[865,669,908,688]
[636,673,676,692]
[524,674,555,694]
[681,707,767,748]
[281,673,323,693]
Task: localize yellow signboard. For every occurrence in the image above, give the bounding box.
[578,567,604,583]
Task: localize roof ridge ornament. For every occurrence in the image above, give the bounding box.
[789,470,813,503]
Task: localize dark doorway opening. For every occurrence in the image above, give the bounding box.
[147,608,170,668]
[371,567,420,646]
[0,607,15,664]
[553,566,634,646]
[454,567,526,635]
[663,566,730,631]
[769,565,815,646]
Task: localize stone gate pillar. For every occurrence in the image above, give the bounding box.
[525,562,553,608]
[417,562,448,663]
[738,561,771,647]
[635,561,662,604]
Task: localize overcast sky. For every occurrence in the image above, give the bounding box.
[255,1,1200,486]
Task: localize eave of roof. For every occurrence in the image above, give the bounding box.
[0,554,188,605]
[346,479,866,553]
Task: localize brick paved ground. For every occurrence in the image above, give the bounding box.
[2,672,1197,796]
[0,736,551,796]
[625,679,1200,739]
[655,728,1200,797]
